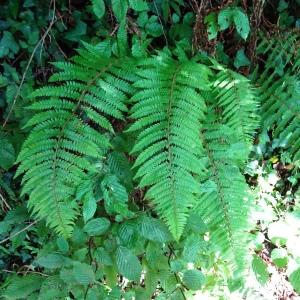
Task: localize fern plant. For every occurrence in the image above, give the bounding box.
[128,51,211,240]
[194,62,259,274]
[16,43,136,237]
[15,43,260,279]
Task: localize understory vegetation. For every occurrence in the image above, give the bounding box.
[0,0,300,299]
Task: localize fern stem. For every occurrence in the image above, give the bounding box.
[166,65,181,240]
[200,130,234,248]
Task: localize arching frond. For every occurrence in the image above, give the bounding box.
[16,44,136,236]
[128,54,211,240]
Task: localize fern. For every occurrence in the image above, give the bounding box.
[212,66,259,147]
[197,120,253,274]
[195,65,259,274]
[16,43,136,237]
[256,34,300,163]
[15,44,259,275]
[128,52,211,240]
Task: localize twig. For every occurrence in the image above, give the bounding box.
[2,1,59,127]
[153,0,168,47]
[0,191,11,210]
[3,269,49,277]
[0,221,37,245]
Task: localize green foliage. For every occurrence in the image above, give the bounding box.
[0,131,15,170]
[256,34,300,165]
[182,269,206,291]
[116,246,142,281]
[252,255,269,285]
[92,0,106,19]
[2,274,42,299]
[218,7,250,40]
[15,43,136,237]
[290,268,300,293]
[129,53,210,240]
[1,1,300,299]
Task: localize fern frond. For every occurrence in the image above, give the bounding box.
[128,54,211,240]
[213,68,259,147]
[195,67,259,274]
[197,120,253,274]
[256,33,300,163]
[16,44,136,237]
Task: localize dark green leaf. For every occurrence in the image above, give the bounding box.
[84,218,110,236]
[0,133,15,170]
[73,262,95,285]
[36,254,65,269]
[3,275,43,299]
[234,48,250,68]
[116,246,142,281]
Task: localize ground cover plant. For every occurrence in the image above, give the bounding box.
[0,0,300,299]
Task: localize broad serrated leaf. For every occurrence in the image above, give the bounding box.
[92,0,105,19]
[182,269,205,291]
[182,234,207,263]
[289,268,300,293]
[83,195,97,223]
[73,262,95,285]
[3,275,43,299]
[56,237,69,253]
[139,216,172,242]
[116,246,142,281]
[94,247,113,266]
[38,276,66,300]
[35,253,66,269]
[252,255,269,285]
[84,217,110,236]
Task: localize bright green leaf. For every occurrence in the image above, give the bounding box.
[83,195,97,223]
[112,0,128,23]
[289,268,300,293]
[234,48,250,68]
[92,0,105,19]
[205,12,218,40]
[218,7,233,31]
[232,8,250,40]
[252,255,269,285]
[139,216,172,242]
[271,248,288,268]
